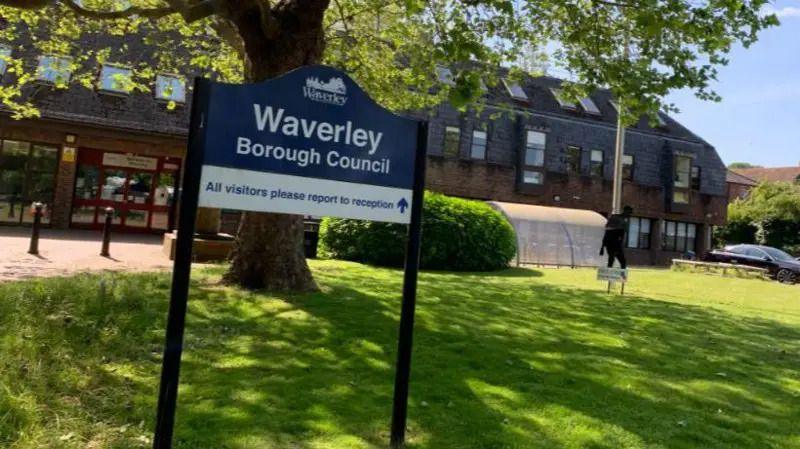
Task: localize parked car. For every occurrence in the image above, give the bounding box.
[705,244,800,283]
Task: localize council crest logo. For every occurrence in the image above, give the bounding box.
[303,76,348,106]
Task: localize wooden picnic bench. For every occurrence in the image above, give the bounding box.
[671,259,769,279]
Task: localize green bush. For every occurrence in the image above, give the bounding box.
[319,192,517,271]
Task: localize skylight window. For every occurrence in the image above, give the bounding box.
[0,45,10,76]
[579,97,601,115]
[436,66,455,86]
[655,112,668,128]
[609,100,620,113]
[99,64,133,94]
[502,79,528,101]
[551,88,577,111]
[37,55,72,84]
[156,74,186,103]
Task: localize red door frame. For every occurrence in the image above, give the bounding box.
[71,148,181,233]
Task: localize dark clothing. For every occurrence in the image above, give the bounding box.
[605,214,627,232]
[601,227,628,269]
[607,247,627,269]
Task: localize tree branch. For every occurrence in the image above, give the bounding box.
[0,0,53,8]
[210,16,245,54]
[61,0,177,19]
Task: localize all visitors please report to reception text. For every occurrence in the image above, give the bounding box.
[198,165,412,223]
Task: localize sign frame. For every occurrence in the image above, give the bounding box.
[597,266,629,295]
[152,71,428,449]
[596,266,629,283]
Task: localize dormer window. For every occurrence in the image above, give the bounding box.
[656,112,668,129]
[99,64,133,94]
[36,55,72,84]
[436,66,455,86]
[579,97,601,115]
[674,155,692,189]
[502,79,528,102]
[0,45,11,76]
[551,88,577,111]
[155,74,186,103]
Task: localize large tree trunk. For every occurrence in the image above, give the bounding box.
[221,0,330,291]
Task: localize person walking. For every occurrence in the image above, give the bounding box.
[600,205,633,269]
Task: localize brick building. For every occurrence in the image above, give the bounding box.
[0,37,189,232]
[726,169,758,202]
[0,37,728,265]
[419,74,728,265]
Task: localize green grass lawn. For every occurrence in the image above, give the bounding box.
[1,261,799,449]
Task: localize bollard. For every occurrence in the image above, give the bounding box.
[28,202,43,255]
[101,207,114,257]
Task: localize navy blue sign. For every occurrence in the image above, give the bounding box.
[200,65,418,190]
[153,68,429,449]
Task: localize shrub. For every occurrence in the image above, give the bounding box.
[715,181,800,252]
[319,192,517,271]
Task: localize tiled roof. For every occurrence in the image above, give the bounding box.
[482,74,711,145]
[733,167,800,183]
[726,169,758,186]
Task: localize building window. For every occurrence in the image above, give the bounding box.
[0,45,11,76]
[436,66,455,86]
[662,220,697,253]
[626,217,651,249]
[566,146,581,174]
[0,140,59,226]
[656,112,668,129]
[622,154,634,181]
[674,155,691,188]
[525,130,545,167]
[579,96,602,115]
[590,149,604,177]
[470,129,487,160]
[36,55,72,84]
[99,64,133,94]
[155,74,186,103]
[523,170,543,185]
[502,79,528,102]
[443,126,460,158]
[691,166,701,190]
[673,190,689,204]
[551,88,577,111]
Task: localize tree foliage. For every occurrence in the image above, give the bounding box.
[716,181,800,254]
[0,0,779,289]
[0,0,779,124]
[728,162,762,169]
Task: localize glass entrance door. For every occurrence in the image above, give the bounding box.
[71,148,180,232]
[125,172,154,229]
[0,140,59,225]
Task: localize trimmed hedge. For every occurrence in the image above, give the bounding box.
[319,192,517,271]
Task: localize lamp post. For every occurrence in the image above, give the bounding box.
[611,102,626,214]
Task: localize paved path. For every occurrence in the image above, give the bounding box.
[0,227,172,282]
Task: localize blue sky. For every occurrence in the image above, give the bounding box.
[665,1,800,168]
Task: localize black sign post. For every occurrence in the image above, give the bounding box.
[152,77,209,449]
[151,67,426,449]
[390,121,427,447]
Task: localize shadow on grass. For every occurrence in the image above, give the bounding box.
[171,265,800,449]
[1,264,799,449]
